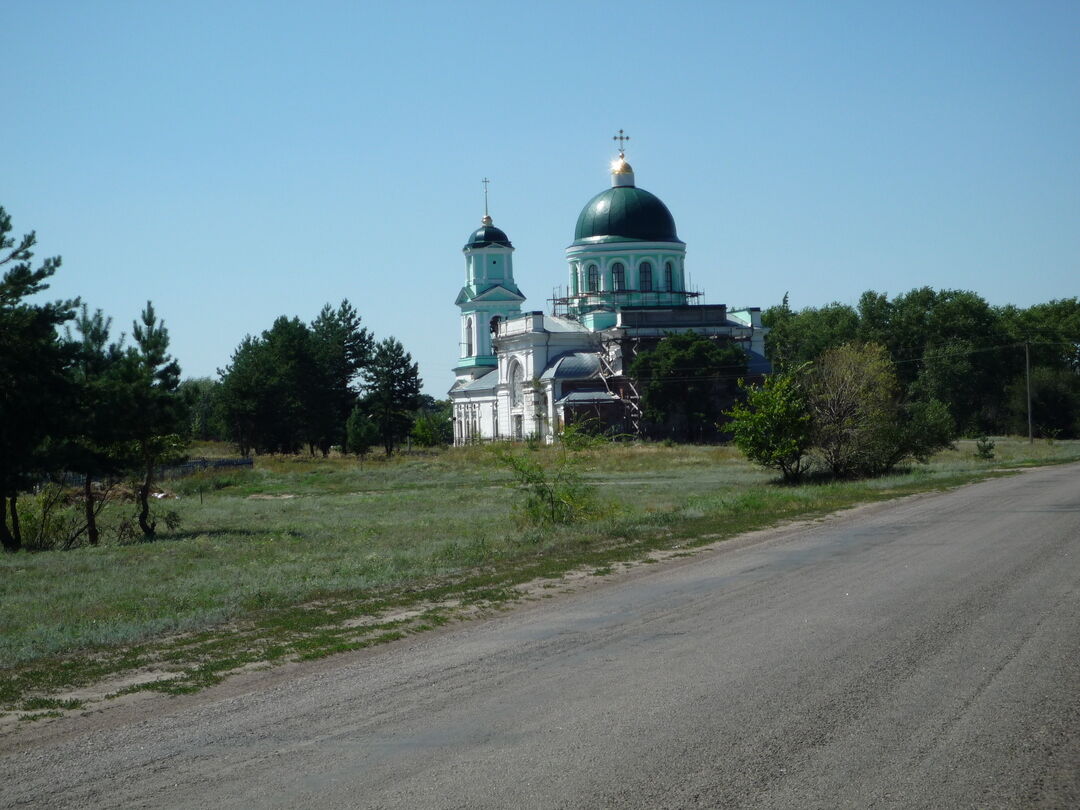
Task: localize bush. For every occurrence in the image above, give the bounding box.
[346,407,378,460]
[559,419,611,451]
[496,449,607,527]
[15,485,85,551]
[808,343,955,477]
[727,369,812,482]
[729,344,957,480]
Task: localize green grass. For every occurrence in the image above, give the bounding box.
[1,437,1078,711]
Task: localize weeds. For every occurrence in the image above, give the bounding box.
[496,447,609,527]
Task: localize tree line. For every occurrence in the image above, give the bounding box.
[763,289,1080,439]
[0,206,439,552]
[1,208,184,550]
[184,304,448,458]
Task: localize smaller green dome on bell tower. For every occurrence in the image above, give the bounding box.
[465,215,513,249]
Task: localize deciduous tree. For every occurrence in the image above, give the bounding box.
[807,343,954,477]
[629,333,747,441]
[727,368,812,482]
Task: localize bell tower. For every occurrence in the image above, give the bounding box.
[454,180,525,382]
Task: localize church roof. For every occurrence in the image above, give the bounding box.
[457,368,499,393]
[555,390,622,405]
[540,352,601,381]
[572,185,681,246]
[455,283,525,306]
[542,315,591,333]
[464,223,512,249]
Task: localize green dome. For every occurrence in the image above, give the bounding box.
[465,223,512,249]
[573,186,681,245]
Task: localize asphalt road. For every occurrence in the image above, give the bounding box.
[3,464,1079,809]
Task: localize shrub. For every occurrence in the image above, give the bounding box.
[496,449,606,527]
[15,485,85,551]
[729,344,957,480]
[727,369,812,482]
[559,419,610,451]
[808,343,955,477]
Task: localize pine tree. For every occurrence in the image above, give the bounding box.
[63,305,129,545]
[345,406,378,464]
[122,301,185,538]
[361,337,422,456]
[217,335,266,456]
[0,207,78,551]
[309,300,372,455]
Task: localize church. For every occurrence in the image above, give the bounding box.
[449,135,768,444]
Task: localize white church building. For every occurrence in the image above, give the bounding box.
[449,139,768,444]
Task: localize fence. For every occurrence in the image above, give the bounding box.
[44,457,254,489]
[157,457,254,480]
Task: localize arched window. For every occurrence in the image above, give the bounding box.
[465,317,474,356]
[489,315,502,337]
[509,360,524,407]
[587,264,599,292]
[639,261,653,292]
[611,262,625,291]
[664,261,675,291]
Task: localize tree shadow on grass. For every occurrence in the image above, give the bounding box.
[138,528,304,544]
[768,465,919,487]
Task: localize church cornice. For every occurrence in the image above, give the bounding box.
[456,284,526,305]
[565,241,686,256]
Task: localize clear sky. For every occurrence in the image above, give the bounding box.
[5,0,1078,394]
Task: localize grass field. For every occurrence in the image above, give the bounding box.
[2,437,1078,715]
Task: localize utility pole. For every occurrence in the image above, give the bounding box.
[1025,341,1033,444]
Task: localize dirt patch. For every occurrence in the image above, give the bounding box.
[63,669,183,702]
[246,494,297,500]
[340,600,463,629]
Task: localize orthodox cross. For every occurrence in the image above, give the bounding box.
[612,129,630,157]
[482,177,490,218]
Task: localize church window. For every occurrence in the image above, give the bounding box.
[490,315,501,337]
[465,317,474,356]
[509,360,524,407]
[639,262,653,292]
[587,264,599,292]
[665,262,675,291]
[612,262,625,291]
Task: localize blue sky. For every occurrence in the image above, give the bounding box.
[5,0,1078,394]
